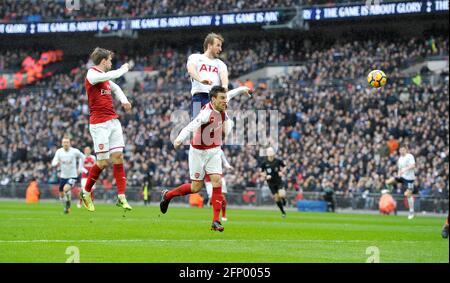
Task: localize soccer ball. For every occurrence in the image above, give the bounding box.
[367,70,387,88]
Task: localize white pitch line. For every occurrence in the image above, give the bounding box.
[0,239,427,244]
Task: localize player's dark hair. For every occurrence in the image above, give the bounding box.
[90,47,113,65]
[209,86,226,100]
[203,33,224,52]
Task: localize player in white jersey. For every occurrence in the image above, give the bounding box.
[187,32,251,117]
[186,33,250,199]
[205,149,232,221]
[51,136,85,214]
[385,145,416,219]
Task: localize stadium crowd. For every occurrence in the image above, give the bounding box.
[0,0,376,22]
[0,35,448,205]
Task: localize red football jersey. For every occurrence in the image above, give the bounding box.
[82,155,96,178]
[191,102,226,150]
[85,67,119,124]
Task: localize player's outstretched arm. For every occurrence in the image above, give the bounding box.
[86,63,130,85]
[226,86,251,102]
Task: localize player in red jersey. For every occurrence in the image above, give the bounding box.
[80,47,132,212]
[77,146,96,208]
[160,86,232,231]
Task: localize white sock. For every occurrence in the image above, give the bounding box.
[118,194,125,198]
[408,196,414,213]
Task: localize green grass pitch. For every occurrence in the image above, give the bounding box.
[0,200,447,263]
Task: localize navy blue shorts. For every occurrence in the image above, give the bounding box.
[394,177,417,193]
[191,93,210,118]
[59,178,78,192]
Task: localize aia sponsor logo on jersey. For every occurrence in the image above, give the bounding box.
[99,144,104,150]
[199,64,219,73]
[195,173,200,179]
[101,89,112,95]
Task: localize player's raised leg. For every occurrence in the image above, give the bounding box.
[160,181,201,214]
[81,160,104,212]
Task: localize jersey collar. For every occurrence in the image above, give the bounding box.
[91,66,104,73]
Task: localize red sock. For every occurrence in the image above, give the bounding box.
[166,183,192,200]
[113,164,126,195]
[212,186,223,222]
[221,196,227,218]
[84,164,102,193]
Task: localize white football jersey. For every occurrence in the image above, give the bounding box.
[51,147,85,179]
[398,153,415,180]
[187,53,227,95]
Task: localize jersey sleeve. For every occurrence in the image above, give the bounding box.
[186,54,200,68]
[218,59,228,73]
[260,162,266,172]
[220,150,231,168]
[223,113,234,136]
[408,154,416,165]
[51,150,60,167]
[175,108,211,143]
[76,150,86,172]
[109,80,129,103]
[226,86,249,102]
[86,66,128,85]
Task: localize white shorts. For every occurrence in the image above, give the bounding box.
[81,178,96,191]
[189,146,222,181]
[89,119,125,160]
[206,178,227,198]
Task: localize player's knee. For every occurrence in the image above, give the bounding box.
[110,152,124,164]
[191,181,203,193]
[97,159,109,169]
[209,175,221,187]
